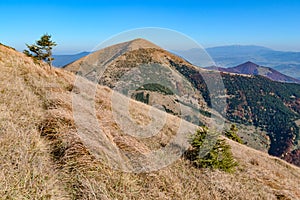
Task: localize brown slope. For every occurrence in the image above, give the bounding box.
[0,43,69,199]
[64,38,161,77]
[1,43,300,199]
[65,39,211,126]
[64,38,200,85]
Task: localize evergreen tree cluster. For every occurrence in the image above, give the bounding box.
[224,124,243,144]
[24,34,57,67]
[185,127,238,173]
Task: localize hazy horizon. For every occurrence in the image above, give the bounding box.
[2,0,300,54]
[50,43,300,55]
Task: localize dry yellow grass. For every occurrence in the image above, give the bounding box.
[0,45,68,199]
[0,44,300,199]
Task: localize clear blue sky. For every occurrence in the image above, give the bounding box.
[1,0,300,54]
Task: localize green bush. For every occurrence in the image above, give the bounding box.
[185,126,238,173]
[224,124,244,144]
[137,83,174,95]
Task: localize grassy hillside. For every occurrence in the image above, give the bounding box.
[0,44,68,199]
[1,44,300,199]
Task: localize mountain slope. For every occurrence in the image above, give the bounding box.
[207,61,300,83]
[0,44,69,199]
[65,38,211,126]
[66,39,300,167]
[1,43,300,199]
[167,44,300,165]
[172,59,300,165]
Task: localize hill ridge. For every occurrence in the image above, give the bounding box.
[207,61,300,83]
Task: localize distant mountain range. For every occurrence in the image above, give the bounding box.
[53,45,300,80]
[207,61,300,84]
[52,52,90,67]
[175,45,300,80]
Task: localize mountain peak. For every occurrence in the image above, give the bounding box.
[237,61,260,68]
[64,38,173,76]
[207,60,300,83]
[130,38,151,43]
[127,38,161,50]
[232,61,300,83]
[231,61,260,75]
[243,61,259,66]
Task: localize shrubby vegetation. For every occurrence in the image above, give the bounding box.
[224,124,243,144]
[137,83,174,95]
[185,127,238,173]
[134,92,150,104]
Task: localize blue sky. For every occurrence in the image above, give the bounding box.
[1,0,300,54]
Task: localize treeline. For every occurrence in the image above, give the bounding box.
[169,60,300,161]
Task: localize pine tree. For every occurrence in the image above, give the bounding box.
[185,126,238,173]
[224,124,243,144]
[24,34,57,67]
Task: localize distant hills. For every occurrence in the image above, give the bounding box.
[207,61,300,84]
[52,51,90,67]
[175,45,300,80]
[54,45,300,80]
